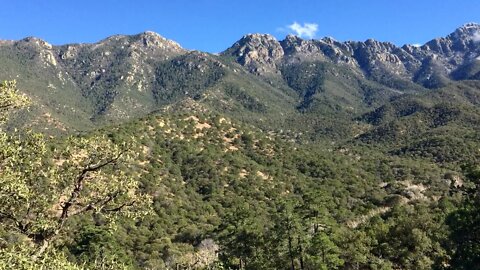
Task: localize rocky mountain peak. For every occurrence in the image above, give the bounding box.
[281,35,356,64]
[361,39,397,51]
[240,33,278,43]
[320,37,338,45]
[19,37,53,49]
[280,35,329,63]
[451,23,480,39]
[283,34,302,44]
[234,33,283,56]
[221,23,480,90]
[280,35,305,54]
[142,30,162,37]
[136,31,184,52]
[419,23,480,66]
[93,32,185,55]
[222,33,284,75]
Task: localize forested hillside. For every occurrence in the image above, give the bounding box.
[1,23,480,270]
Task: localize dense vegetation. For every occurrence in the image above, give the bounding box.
[2,23,480,270]
[2,75,480,269]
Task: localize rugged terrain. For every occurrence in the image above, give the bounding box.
[2,23,480,269]
[2,23,480,140]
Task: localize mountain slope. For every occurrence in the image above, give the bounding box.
[3,24,480,269]
[69,111,453,269]
[223,23,480,90]
[1,23,479,142]
[352,81,480,165]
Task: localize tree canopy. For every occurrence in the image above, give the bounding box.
[0,81,151,269]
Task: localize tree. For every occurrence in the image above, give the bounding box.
[0,80,29,125]
[217,200,270,269]
[445,164,480,269]
[0,81,151,267]
[307,231,343,270]
[337,229,370,270]
[271,200,302,270]
[69,225,133,268]
[0,245,82,270]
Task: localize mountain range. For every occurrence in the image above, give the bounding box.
[2,23,480,142]
[3,23,480,269]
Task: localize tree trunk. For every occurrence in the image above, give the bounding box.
[287,219,295,270]
[321,245,326,266]
[298,236,305,270]
[32,239,50,261]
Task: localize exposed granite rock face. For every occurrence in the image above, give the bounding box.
[348,39,414,80]
[317,37,358,66]
[221,33,284,75]
[223,23,480,88]
[1,24,479,133]
[281,35,322,57]
[426,22,480,55]
[0,31,190,126]
[133,31,185,57]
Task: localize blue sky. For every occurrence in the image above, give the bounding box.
[1,0,479,52]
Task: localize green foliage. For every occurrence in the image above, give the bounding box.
[0,132,151,249]
[69,225,134,269]
[0,245,82,270]
[0,80,29,125]
[281,61,327,109]
[3,73,480,269]
[223,83,267,113]
[446,203,480,269]
[0,81,151,268]
[153,53,226,104]
[445,165,480,269]
[308,232,344,270]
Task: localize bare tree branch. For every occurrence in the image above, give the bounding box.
[0,212,21,230]
[0,105,12,109]
[59,152,124,222]
[104,200,136,212]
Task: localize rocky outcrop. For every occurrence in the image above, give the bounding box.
[224,23,480,89]
[221,33,284,75]
[0,31,191,127]
[1,24,480,133]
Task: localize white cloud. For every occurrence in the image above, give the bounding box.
[473,31,480,42]
[287,22,318,39]
[412,43,422,48]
